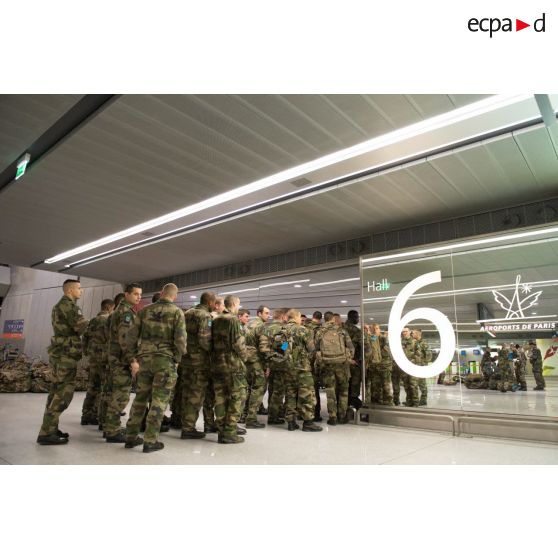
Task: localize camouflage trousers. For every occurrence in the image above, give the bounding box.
[514,364,527,389]
[285,368,316,422]
[169,363,184,427]
[312,365,322,418]
[126,355,177,444]
[366,364,394,406]
[488,375,499,390]
[497,367,514,392]
[268,367,287,420]
[213,367,246,438]
[322,362,350,420]
[181,364,215,431]
[244,363,266,423]
[104,364,132,436]
[98,363,110,428]
[349,362,362,399]
[418,378,428,404]
[392,366,402,405]
[39,357,79,436]
[81,360,103,421]
[533,366,545,389]
[402,371,419,406]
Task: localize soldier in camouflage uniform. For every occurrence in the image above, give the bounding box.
[80,298,114,426]
[393,327,421,407]
[363,323,381,405]
[104,283,142,443]
[315,311,354,425]
[124,283,187,453]
[99,292,125,429]
[284,309,322,432]
[412,329,432,406]
[344,310,372,406]
[237,308,251,418]
[481,348,495,388]
[529,340,545,390]
[242,305,269,428]
[305,311,323,421]
[261,308,290,424]
[180,291,216,439]
[376,331,394,405]
[514,344,528,391]
[37,279,89,445]
[211,295,247,444]
[496,343,514,393]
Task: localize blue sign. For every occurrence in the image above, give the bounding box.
[460,349,467,356]
[473,349,481,355]
[2,319,24,339]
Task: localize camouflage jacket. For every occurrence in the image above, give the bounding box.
[529,347,543,368]
[184,303,212,366]
[107,300,137,367]
[378,334,393,368]
[397,336,420,367]
[47,295,89,361]
[285,319,315,372]
[242,323,260,366]
[247,316,268,369]
[83,311,110,363]
[497,348,513,371]
[260,320,287,366]
[211,309,247,373]
[415,338,432,366]
[315,322,355,361]
[344,322,371,363]
[127,299,187,363]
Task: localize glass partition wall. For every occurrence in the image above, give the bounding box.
[360,225,558,418]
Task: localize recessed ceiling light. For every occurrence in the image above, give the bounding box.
[190,295,197,299]
[532,312,537,315]
[294,284,302,288]
[341,300,348,303]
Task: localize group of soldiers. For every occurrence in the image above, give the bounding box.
[36,277,438,454]
[475,342,546,392]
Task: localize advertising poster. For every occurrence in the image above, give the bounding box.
[537,337,558,377]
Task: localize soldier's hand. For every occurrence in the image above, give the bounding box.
[350,359,357,366]
[130,360,140,377]
[264,367,271,378]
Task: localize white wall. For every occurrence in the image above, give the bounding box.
[0,267,122,361]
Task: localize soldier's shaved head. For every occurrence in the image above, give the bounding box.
[114,292,125,307]
[324,311,335,323]
[287,309,301,320]
[200,291,216,306]
[224,295,239,309]
[161,283,178,297]
[62,279,82,300]
[101,298,115,312]
[273,308,286,320]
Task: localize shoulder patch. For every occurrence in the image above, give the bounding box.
[124,314,132,324]
[207,320,212,328]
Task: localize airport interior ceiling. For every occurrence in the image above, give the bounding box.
[1,94,557,286]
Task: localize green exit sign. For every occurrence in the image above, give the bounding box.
[15,153,31,180]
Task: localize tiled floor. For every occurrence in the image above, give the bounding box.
[1,391,557,464]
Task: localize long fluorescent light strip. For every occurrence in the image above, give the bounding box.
[362,226,558,266]
[45,94,534,265]
[309,277,360,287]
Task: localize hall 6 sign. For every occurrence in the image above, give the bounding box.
[388,271,456,379]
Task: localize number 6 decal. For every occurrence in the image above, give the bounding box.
[388,270,456,379]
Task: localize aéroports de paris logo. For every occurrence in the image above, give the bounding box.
[492,274,542,319]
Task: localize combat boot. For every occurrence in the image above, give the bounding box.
[418,399,427,406]
[257,405,268,415]
[124,436,144,449]
[181,429,206,439]
[204,424,218,433]
[327,418,337,425]
[302,421,323,432]
[314,415,323,422]
[143,441,164,453]
[106,432,126,443]
[267,418,285,425]
[338,416,349,424]
[162,416,172,426]
[245,421,265,429]
[236,426,247,435]
[37,433,68,445]
[287,421,299,431]
[56,429,69,438]
[218,435,245,444]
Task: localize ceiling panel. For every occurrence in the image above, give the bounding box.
[0,94,82,170]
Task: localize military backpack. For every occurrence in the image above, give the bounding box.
[318,327,348,364]
[269,326,293,370]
